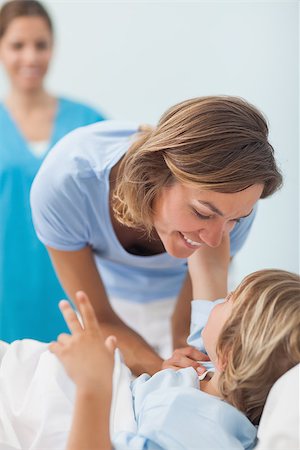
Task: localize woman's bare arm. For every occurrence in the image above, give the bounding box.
[171,273,192,349]
[47,245,162,376]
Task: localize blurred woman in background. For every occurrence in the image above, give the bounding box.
[0,0,105,342]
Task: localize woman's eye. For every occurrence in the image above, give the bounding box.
[11,42,23,50]
[193,209,211,220]
[231,218,241,224]
[36,41,49,50]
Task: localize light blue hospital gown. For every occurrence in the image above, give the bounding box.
[112,299,257,449]
[114,370,257,449]
[0,98,105,342]
[30,120,257,306]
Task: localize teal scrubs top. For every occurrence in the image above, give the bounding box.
[0,98,105,342]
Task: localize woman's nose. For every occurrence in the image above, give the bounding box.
[22,46,39,63]
[199,221,230,248]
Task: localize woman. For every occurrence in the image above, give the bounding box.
[0,263,298,449]
[30,96,282,374]
[0,0,105,342]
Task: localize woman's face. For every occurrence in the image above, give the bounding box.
[202,294,234,368]
[0,16,53,92]
[152,183,263,258]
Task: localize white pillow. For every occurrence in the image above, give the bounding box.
[255,364,300,450]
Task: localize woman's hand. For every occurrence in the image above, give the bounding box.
[162,346,210,375]
[49,291,117,393]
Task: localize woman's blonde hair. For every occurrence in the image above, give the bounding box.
[217,269,300,425]
[113,96,282,231]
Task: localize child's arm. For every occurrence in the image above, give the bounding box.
[67,388,111,450]
[163,234,230,371]
[188,232,230,300]
[49,292,116,450]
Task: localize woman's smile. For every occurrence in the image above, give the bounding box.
[179,232,204,248]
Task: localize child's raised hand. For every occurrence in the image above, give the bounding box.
[49,291,117,393]
[188,233,230,301]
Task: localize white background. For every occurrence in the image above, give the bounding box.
[0,0,299,285]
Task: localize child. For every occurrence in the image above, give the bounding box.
[0,260,298,449]
[49,268,300,450]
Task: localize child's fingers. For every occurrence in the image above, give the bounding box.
[59,300,83,334]
[57,332,72,344]
[49,341,61,355]
[105,335,117,353]
[75,291,99,330]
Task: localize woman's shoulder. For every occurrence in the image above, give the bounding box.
[56,96,105,122]
[35,119,139,186]
[0,101,8,117]
[58,96,98,112]
[53,118,139,155]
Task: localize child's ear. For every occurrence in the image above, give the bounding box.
[217,349,231,372]
[215,360,225,372]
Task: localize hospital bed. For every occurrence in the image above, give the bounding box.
[0,340,298,450]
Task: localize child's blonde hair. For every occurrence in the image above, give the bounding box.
[217,269,300,425]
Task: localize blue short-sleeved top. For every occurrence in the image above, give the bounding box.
[31,120,257,303]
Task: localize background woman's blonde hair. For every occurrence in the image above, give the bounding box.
[113,96,282,231]
[217,269,300,425]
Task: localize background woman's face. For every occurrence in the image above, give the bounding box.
[0,16,53,92]
[152,183,263,258]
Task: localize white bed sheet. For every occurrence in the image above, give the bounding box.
[0,340,135,450]
[0,340,74,449]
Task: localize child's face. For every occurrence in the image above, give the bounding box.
[202,294,234,370]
